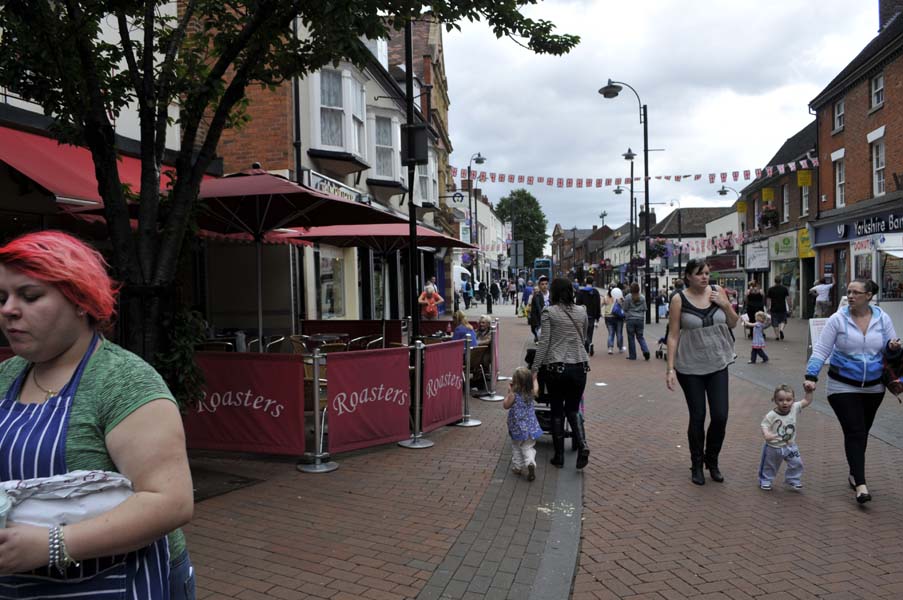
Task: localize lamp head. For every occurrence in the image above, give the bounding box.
[613,186,624,195]
[622,147,637,161]
[717,186,728,196]
[599,210,608,220]
[599,79,622,99]
[474,152,486,165]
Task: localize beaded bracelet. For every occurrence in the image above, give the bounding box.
[48,526,80,574]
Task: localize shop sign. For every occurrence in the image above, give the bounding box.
[706,254,738,271]
[746,240,769,270]
[852,237,875,253]
[737,200,747,213]
[310,171,366,204]
[797,228,815,258]
[762,188,774,202]
[770,231,798,260]
[814,209,903,245]
[797,170,812,187]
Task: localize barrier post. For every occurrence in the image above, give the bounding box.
[495,317,511,382]
[298,349,339,473]
[399,341,434,448]
[479,322,505,401]
[457,343,481,427]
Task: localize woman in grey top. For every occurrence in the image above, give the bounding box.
[666,260,739,485]
[624,282,650,360]
[532,278,590,469]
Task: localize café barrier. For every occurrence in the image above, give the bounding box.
[422,340,466,433]
[186,352,307,456]
[298,349,338,473]
[457,343,481,428]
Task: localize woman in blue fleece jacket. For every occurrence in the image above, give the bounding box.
[805,279,901,504]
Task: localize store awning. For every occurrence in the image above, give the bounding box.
[0,126,174,209]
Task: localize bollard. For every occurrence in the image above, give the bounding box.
[479,323,505,401]
[495,316,511,382]
[399,341,434,448]
[457,343,481,427]
[298,349,339,473]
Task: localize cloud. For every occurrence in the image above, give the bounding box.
[444,0,877,241]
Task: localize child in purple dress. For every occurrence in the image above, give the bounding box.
[503,367,544,481]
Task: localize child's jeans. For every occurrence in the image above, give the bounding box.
[758,443,803,487]
[511,438,537,470]
[605,317,623,349]
[750,348,769,363]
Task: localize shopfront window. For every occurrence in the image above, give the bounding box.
[319,249,345,319]
[854,253,873,281]
[881,251,903,299]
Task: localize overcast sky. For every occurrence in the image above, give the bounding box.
[444,0,879,242]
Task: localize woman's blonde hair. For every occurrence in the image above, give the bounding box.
[511,367,533,395]
[452,310,472,329]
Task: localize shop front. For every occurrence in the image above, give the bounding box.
[769,230,800,317]
[744,239,770,290]
[812,208,903,330]
[706,253,745,299]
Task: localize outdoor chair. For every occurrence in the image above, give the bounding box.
[289,335,310,354]
[302,357,329,450]
[365,336,384,350]
[318,342,348,354]
[468,345,491,394]
[347,334,381,351]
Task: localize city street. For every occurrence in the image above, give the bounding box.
[185,306,903,599]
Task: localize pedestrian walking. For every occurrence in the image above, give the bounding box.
[606,286,626,354]
[531,278,590,469]
[766,277,791,340]
[0,231,194,599]
[520,280,534,318]
[576,276,601,355]
[745,281,765,339]
[809,278,835,317]
[624,282,650,360]
[504,367,544,481]
[758,384,813,491]
[461,277,474,309]
[744,311,771,363]
[508,280,517,305]
[666,259,739,485]
[804,278,901,504]
[528,276,549,343]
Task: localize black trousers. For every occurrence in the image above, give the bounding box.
[676,368,729,462]
[544,363,587,418]
[827,391,884,485]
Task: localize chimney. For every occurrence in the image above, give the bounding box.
[638,208,657,229]
[879,0,903,30]
[592,225,597,230]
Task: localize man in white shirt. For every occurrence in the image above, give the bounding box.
[809,278,834,317]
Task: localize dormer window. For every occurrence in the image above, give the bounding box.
[871,72,885,109]
[833,99,844,131]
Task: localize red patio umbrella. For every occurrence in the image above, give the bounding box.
[198,169,407,349]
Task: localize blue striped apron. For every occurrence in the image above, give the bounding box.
[0,334,170,599]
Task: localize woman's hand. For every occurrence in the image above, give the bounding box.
[0,523,50,574]
[803,380,817,393]
[710,286,730,309]
[666,370,677,391]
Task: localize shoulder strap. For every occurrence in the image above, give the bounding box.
[560,306,586,345]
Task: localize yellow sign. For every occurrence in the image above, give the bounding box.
[797,228,815,258]
[737,200,747,213]
[762,188,774,202]
[797,170,812,187]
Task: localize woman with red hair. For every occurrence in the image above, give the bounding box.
[0,231,194,599]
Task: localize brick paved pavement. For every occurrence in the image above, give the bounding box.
[185,311,903,599]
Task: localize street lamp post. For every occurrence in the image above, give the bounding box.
[467,152,486,300]
[599,210,607,284]
[601,79,652,324]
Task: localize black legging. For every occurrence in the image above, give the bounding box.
[676,368,729,462]
[827,392,884,485]
[545,363,587,418]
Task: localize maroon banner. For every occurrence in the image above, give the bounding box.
[422,340,465,433]
[184,352,305,455]
[327,346,411,453]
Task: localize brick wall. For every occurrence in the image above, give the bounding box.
[218,83,293,174]
[817,57,903,208]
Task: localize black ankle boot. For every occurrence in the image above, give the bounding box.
[570,412,584,452]
[691,458,705,485]
[705,456,724,482]
[550,417,565,467]
[566,411,589,469]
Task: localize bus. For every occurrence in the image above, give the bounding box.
[532,258,552,282]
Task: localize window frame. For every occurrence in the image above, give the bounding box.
[800,185,809,217]
[372,115,396,179]
[318,69,345,150]
[872,137,886,198]
[871,72,885,109]
[833,99,845,131]
[311,67,368,157]
[781,183,790,223]
[834,158,845,208]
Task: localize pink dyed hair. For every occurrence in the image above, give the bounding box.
[0,230,119,327]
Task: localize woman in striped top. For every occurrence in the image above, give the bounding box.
[0,231,194,599]
[531,278,590,469]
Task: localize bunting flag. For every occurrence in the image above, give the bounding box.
[447,157,821,191]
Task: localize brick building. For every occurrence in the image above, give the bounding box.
[808,0,903,328]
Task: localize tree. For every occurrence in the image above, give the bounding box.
[495,189,548,267]
[0,1,579,364]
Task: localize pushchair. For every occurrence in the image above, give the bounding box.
[525,348,581,448]
[654,323,668,360]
